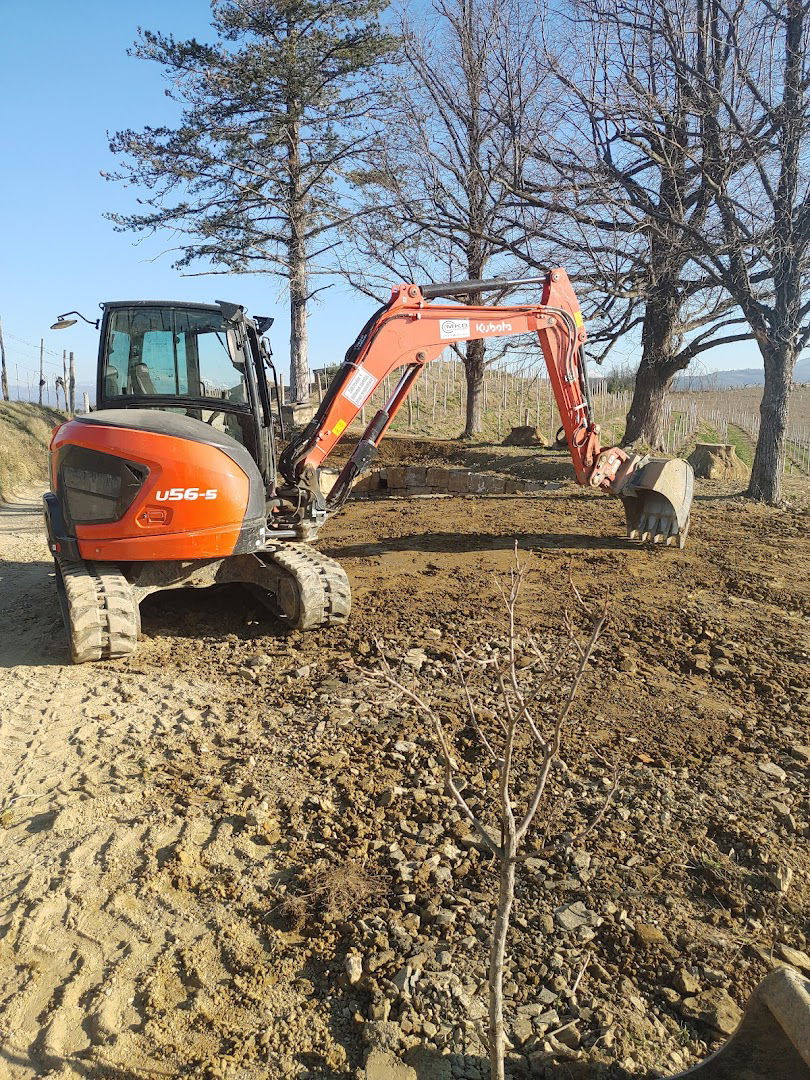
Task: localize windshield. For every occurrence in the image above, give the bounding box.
[102,306,247,405]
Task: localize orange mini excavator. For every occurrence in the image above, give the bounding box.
[45,269,693,662]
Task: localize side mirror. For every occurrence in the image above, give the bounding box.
[51,310,100,330]
[217,300,245,324]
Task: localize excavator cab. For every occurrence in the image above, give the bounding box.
[96,300,278,489]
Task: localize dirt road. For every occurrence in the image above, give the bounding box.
[0,491,322,1078]
[0,471,807,1079]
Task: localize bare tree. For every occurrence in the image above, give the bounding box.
[372,553,617,1080]
[106,0,396,403]
[674,0,810,502]
[344,0,550,437]
[500,0,756,449]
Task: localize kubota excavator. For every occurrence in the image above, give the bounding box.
[44,269,693,663]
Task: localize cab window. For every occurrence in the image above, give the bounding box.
[102,306,246,404]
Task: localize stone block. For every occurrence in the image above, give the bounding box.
[465,473,505,494]
[404,467,427,488]
[385,467,408,490]
[425,467,454,490]
[447,469,471,492]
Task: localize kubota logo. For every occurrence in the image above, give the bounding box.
[475,320,513,334]
[155,488,218,502]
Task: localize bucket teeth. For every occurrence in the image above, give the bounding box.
[630,503,690,547]
[620,457,694,549]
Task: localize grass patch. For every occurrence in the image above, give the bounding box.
[281,860,385,929]
[725,424,755,467]
[679,420,724,460]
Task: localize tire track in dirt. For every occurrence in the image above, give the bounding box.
[0,491,280,1076]
[1,490,351,1079]
[0,647,181,1075]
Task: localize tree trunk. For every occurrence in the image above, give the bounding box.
[286,89,309,405]
[69,351,76,415]
[288,242,309,403]
[622,359,672,448]
[623,267,685,448]
[0,318,8,402]
[488,847,515,1080]
[748,342,794,503]
[463,338,486,438]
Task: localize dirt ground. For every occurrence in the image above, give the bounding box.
[0,442,807,1080]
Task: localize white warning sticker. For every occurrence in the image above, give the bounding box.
[439,318,471,340]
[342,368,377,408]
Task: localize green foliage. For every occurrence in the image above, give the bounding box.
[106,0,397,397]
[106,0,397,278]
[723,425,754,467]
[605,363,637,394]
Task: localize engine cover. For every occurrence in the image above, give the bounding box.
[48,410,266,562]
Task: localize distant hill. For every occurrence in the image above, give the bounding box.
[674,356,810,390]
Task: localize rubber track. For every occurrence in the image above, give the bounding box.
[264,543,351,630]
[56,558,140,664]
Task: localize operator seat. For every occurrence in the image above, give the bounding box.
[130,362,157,396]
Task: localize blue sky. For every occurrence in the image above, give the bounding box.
[0,0,763,400]
[0,0,372,398]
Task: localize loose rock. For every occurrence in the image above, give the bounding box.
[346,953,364,985]
[680,988,743,1035]
[365,1048,417,1080]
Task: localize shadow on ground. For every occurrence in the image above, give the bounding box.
[396,1045,638,1079]
[138,581,287,644]
[326,531,630,560]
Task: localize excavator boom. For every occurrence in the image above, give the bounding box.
[279,268,693,547]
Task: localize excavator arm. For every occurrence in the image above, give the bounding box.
[278,268,693,547]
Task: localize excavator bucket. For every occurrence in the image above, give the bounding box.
[620,457,694,548]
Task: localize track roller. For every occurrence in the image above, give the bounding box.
[258,543,352,630]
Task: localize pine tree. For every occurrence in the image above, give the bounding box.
[107,0,396,401]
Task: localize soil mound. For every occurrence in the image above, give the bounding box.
[502,425,547,447]
[0,402,66,502]
[688,442,750,481]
